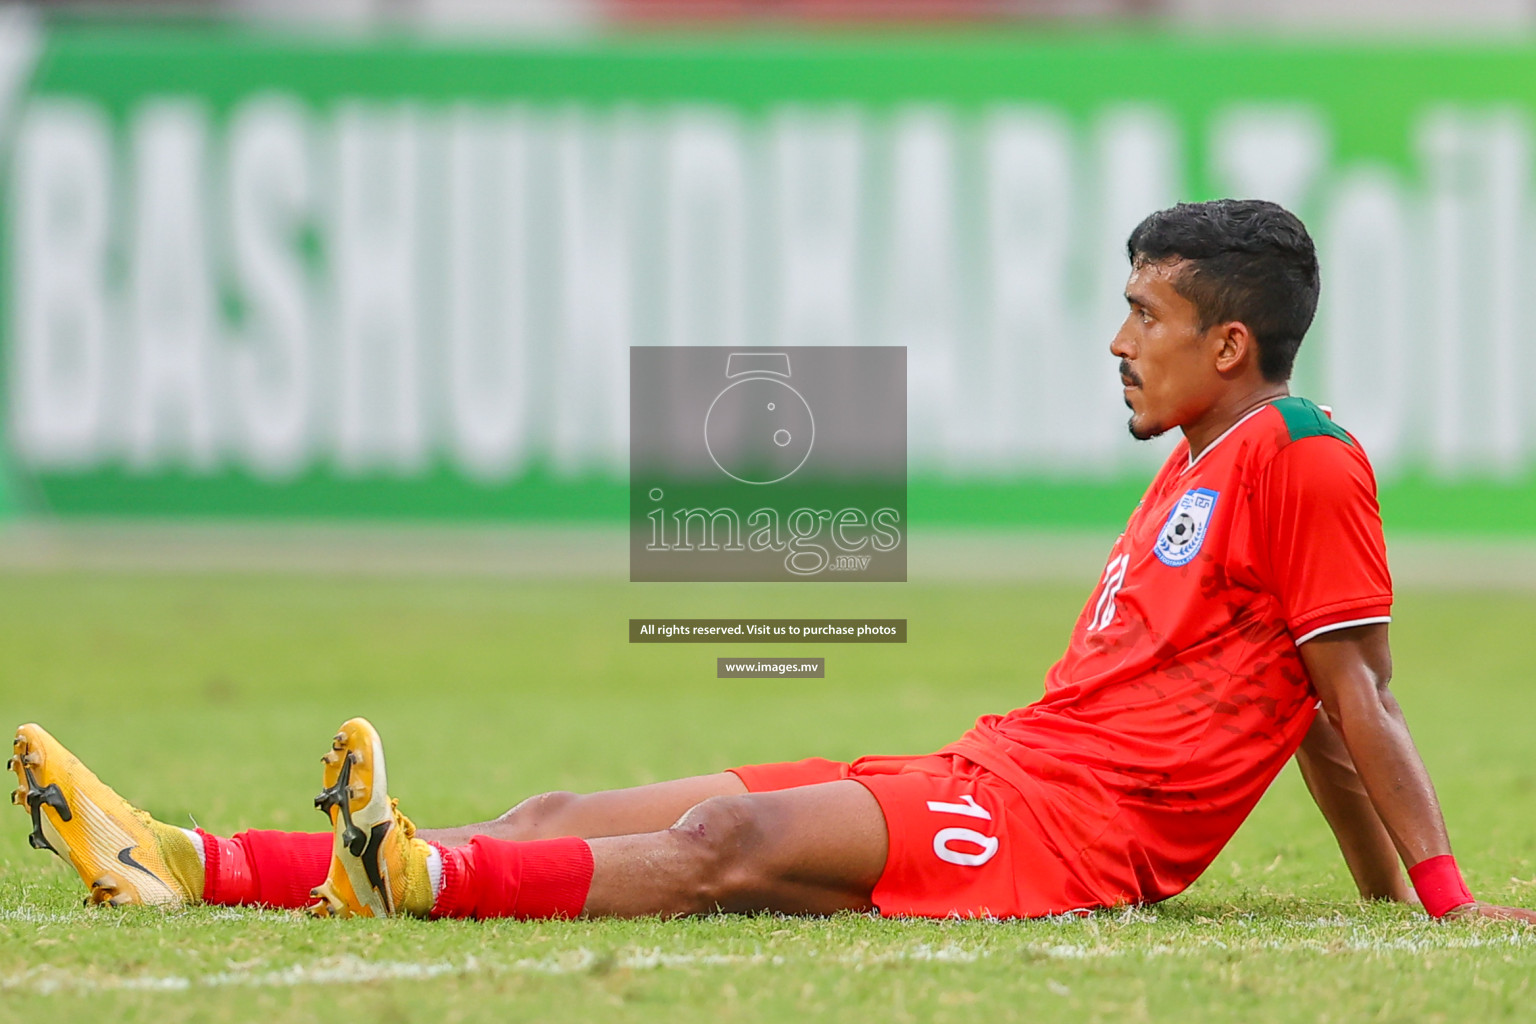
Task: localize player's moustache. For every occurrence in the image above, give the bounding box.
[1119,360,1142,387]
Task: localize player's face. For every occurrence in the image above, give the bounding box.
[1110,260,1225,441]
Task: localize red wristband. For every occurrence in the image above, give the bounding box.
[1408,854,1475,918]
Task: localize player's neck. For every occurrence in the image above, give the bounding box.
[1182,384,1290,461]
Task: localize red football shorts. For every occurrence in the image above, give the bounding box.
[728,752,1102,919]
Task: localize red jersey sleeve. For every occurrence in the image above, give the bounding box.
[1259,434,1393,644]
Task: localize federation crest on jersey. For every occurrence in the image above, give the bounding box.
[1155,488,1219,567]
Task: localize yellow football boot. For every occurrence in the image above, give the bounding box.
[8,724,201,908]
[309,717,433,918]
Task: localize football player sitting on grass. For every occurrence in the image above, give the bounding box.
[12,200,1535,926]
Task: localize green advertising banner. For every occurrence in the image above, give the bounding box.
[4,22,1536,531]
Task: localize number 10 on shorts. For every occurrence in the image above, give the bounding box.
[926,794,999,867]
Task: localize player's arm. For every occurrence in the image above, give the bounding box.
[1299,624,1536,922]
[1294,707,1410,902]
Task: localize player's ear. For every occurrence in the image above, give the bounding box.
[1213,321,1254,376]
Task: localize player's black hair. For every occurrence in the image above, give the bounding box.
[1126,199,1320,383]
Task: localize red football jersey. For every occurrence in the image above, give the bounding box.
[944,397,1393,909]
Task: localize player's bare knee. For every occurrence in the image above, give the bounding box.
[498,790,581,839]
[670,795,772,911]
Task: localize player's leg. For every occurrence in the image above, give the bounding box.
[417,773,747,847]
[7,722,331,909]
[579,781,886,916]
[314,718,887,919]
[9,719,825,912]
[421,782,887,919]
[419,755,850,846]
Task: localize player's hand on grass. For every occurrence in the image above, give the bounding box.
[1445,902,1536,924]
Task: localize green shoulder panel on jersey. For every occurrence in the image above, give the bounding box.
[1273,396,1355,447]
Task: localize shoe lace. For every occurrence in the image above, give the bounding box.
[390,798,418,840]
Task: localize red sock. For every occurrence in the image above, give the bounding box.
[431,836,594,920]
[197,829,332,909]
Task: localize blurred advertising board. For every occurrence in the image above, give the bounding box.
[1,19,1533,530]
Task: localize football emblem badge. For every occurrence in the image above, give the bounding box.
[1155,488,1219,567]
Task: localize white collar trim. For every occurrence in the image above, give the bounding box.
[1183,402,1273,473]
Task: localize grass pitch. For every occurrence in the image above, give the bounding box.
[2,563,1535,1022]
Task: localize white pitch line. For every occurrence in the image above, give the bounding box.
[0,909,84,925]
[4,929,1536,997]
